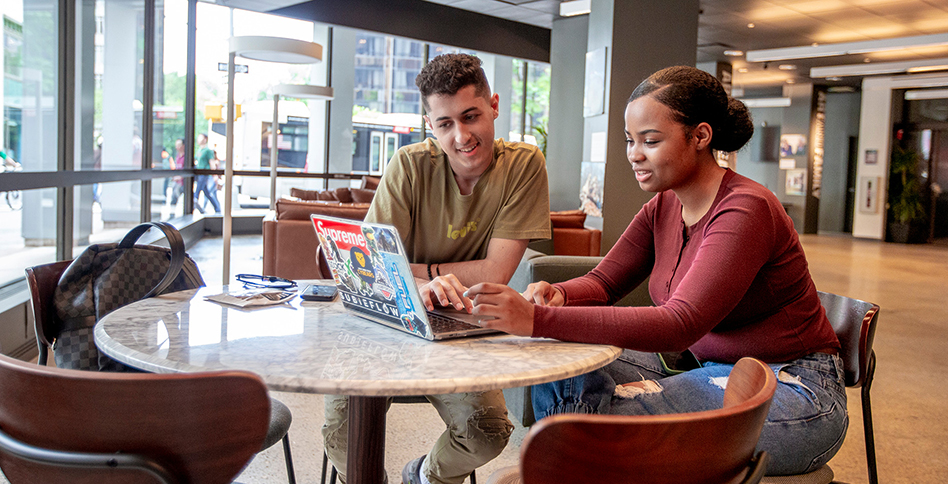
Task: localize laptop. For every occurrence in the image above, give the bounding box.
[310,214,499,341]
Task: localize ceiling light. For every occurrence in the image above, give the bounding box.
[747,23,755,28]
[786,79,796,84]
[826,76,842,81]
[746,33,948,62]
[778,64,797,70]
[906,64,948,74]
[560,0,591,17]
[810,57,948,78]
[864,58,871,63]
[724,50,744,57]
[738,67,749,73]
[739,97,791,108]
[905,89,948,100]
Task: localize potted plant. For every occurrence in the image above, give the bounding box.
[887,145,927,243]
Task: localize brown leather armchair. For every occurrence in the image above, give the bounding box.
[550,209,602,256]
[262,198,370,280]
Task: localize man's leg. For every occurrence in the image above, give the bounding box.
[322,394,394,483]
[419,390,513,484]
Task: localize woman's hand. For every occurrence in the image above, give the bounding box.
[464,283,536,336]
[523,281,565,307]
[419,274,473,313]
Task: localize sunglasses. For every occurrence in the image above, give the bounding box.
[236,274,298,289]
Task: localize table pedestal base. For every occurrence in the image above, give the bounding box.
[348,395,388,484]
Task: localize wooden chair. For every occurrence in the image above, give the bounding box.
[762,291,880,484]
[25,260,297,483]
[486,357,777,484]
[0,353,269,483]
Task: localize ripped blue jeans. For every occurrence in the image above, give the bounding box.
[531,350,848,475]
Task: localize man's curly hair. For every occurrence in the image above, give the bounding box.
[415,53,491,111]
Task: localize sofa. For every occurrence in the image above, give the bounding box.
[262,194,373,281]
[262,178,603,279]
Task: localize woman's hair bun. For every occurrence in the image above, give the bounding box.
[711,97,754,153]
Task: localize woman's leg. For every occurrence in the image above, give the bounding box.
[531,350,669,419]
[756,353,849,475]
[605,353,848,475]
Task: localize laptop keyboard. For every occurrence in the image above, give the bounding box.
[426,311,480,333]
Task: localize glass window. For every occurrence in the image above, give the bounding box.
[526,61,550,152]
[153,175,185,221]
[509,59,550,149]
[351,33,429,174]
[80,0,147,172]
[152,0,188,175]
[195,4,318,210]
[73,180,142,255]
[0,187,56,286]
[2,1,60,173]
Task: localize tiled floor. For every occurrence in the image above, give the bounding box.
[4,233,946,483]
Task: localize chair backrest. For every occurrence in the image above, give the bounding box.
[0,353,270,483]
[519,357,777,484]
[24,260,73,363]
[817,291,880,388]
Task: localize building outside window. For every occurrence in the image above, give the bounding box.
[0,0,60,288]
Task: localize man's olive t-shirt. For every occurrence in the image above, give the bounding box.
[365,138,550,264]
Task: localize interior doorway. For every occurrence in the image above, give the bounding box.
[931,130,948,244]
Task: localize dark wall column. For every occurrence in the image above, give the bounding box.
[589,0,700,252]
[547,15,588,211]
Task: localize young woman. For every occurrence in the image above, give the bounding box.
[465,66,847,475]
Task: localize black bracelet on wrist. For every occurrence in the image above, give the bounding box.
[427,263,434,281]
[436,264,442,277]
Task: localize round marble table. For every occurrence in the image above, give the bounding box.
[95,285,621,484]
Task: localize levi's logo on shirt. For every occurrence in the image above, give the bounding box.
[446,220,478,240]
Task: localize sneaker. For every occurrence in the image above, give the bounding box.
[401,455,426,484]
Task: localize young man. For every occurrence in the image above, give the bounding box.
[322,53,551,484]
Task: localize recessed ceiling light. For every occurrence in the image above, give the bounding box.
[864,58,871,63]
[906,64,948,73]
[738,67,749,73]
[786,79,796,84]
[778,64,797,70]
[826,76,842,81]
[559,0,591,17]
[747,33,948,62]
[724,50,744,57]
[747,23,755,29]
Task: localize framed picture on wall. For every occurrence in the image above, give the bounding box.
[786,168,806,196]
[859,176,881,213]
[583,47,607,118]
[579,161,604,218]
[865,149,878,165]
[780,134,807,157]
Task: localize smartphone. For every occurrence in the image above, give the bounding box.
[300,284,338,302]
[657,350,701,375]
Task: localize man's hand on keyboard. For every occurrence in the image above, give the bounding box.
[419,273,473,314]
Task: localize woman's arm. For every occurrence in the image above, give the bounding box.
[533,192,778,352]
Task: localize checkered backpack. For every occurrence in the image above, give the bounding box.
[52,222,204,371]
